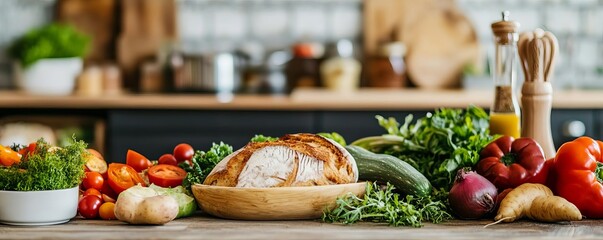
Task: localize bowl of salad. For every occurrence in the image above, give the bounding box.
[0,139,87,225]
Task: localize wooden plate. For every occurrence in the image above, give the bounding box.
[191,182,366,220]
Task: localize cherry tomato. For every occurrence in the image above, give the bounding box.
[0,145,21,167]
[158,154,178,166]
[99,202,116,220]
[147,164,187,188]
[18,142,37,157]
[173,143,194,163]
[78,195,103,219]
[82,172,104,191]
[107,163,146,194]
[126,149,152,172]
[82,188,102,199]
[100,181,118,199]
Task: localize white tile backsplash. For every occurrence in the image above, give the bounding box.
[251,7,289,39]
[328,4,361,40]
[211,5,247,39]
[545,7,581,34]
[292,5,327,40]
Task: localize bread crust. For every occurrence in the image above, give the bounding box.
[203,133,357,187]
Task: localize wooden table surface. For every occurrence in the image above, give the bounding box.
[1,215,601,240]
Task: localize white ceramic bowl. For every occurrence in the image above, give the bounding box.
[15,57,83,96]
[0,186,79,226]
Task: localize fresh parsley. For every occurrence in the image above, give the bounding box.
[0,138,87,191]
[180,142,233,190]
[323,182,451,227]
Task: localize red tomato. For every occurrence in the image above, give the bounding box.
[147,164,187,188]
[126,149,152,172]
[158,154,178,166]
[82,172,104,191]
[78,195,103,219]
[173,143,194,163]
[18,142,37,157]
[100,181,117,199]
[82,188,102,199]
[107,163,147,194]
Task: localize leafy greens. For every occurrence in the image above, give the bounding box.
[352,105,494,191]
[323,182,451,227]
[0,138,87,191]
[180,142,233,190]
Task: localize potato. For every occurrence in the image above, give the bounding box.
[114,185,179,225]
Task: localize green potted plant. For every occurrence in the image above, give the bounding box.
[8,23,90,95]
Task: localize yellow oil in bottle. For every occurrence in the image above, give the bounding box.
[489,112,520,138]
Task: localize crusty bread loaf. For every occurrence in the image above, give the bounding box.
[203,133,358,188]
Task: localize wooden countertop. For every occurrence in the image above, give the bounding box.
[0,216,601,240]
[0,88,600,110]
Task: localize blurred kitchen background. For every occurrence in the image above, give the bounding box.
[1,0,602,160]
[1,0,603,94]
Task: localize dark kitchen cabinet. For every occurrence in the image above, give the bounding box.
[551,109,595,149]
[107,110,316,162]
[105,108,603,162]
[317,111,428,142]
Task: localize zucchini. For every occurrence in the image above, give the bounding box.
[345,145,431,197]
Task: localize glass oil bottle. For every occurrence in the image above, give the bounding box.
[489,11,521,138]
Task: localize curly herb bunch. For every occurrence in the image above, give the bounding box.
[0,138,87,191]
[323,182,452,227]
[180,142,233,190]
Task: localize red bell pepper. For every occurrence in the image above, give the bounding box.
[476,136,548,190]
[553,136,603,218]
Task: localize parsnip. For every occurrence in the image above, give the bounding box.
[494,183,581,223]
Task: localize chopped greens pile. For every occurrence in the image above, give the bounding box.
[352,105,494,191]
[323,182,451,227]
[0,138,87,191]
[180,142,233,190]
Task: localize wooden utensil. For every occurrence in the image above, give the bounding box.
[191,182,366,220]
[519,29,558,159]
[364,0,480,89]
[57,0,118,62]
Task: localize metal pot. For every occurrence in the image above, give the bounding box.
[175,52,243,93]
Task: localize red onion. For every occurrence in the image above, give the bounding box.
[448,168,498,219]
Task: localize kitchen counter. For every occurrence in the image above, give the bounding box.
[0,88,600,110]
[0,216,601,240]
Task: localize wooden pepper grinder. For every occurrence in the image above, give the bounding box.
[518,28,558,159]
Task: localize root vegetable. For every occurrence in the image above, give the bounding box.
[114,185,179,225]
[493,183,581,224]
[527,196,582,222]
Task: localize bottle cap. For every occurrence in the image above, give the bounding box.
[491,11,520,44]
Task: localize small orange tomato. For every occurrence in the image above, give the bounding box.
[0,145,21,167]
[99,202,116,220]
[82,188,102,199]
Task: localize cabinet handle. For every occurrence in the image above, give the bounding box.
[562,120,586,138]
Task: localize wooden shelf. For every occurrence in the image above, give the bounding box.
[0,88,600,110]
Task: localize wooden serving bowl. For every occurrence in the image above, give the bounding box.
[191,182,366,220]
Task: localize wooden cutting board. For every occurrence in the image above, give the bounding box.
[117,0,178,91]
[364,0,480,89]
[56,0,118,63]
